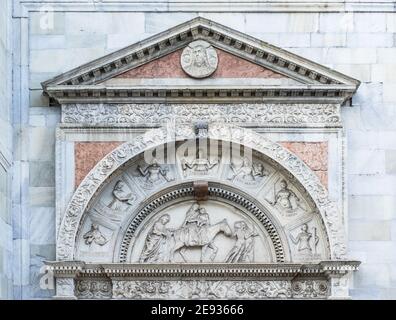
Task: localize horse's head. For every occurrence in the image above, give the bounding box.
[220,219,233,237]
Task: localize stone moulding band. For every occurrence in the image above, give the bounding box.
[46,261,360,279]
[118,182,285,263]
[46,85,356,105]
[60,103,342,128]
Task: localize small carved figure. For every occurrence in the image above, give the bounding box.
[137,158,174,184]
[290,223,317,255]
[228,157,268,182]
[270,179,305,214]
[225,221,258,263]
[139,214,173,263]
[181,148,219,177]
[83,224,108,246]
[107,180,135,211]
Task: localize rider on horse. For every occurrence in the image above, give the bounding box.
[181,203,210,246]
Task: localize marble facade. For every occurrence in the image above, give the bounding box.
[1,1,396,300]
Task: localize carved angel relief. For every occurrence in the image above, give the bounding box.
[137,158,174,189]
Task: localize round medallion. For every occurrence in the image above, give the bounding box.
[180,40,218,78]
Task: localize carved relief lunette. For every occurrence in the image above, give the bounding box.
[139,203,234,263]
[57,124,346,264]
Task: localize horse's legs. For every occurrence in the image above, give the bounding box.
[201,245,208,262]
[208,242,218,261]
[179,247,188,262]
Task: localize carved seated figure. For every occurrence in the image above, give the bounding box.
[181,204,211,246]
[107,180,135,211]
[270,180,305,215]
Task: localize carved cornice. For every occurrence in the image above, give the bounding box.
[46,261,360,279]
[15,1,396,18]
[42,17,359,105]
[46,85,356,104]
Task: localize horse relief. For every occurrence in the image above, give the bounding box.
[139,203,233,263]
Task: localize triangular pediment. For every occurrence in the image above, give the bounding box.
[42,17,360,104]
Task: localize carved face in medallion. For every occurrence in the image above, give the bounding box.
[181,40,218,78]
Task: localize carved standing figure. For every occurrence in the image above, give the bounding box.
[139,214,172,263]
[137,158,173,184]
[290,223,313,254]
[181,148,219,177]
[108,180,135,211]
[83,224,108,246]
[225,221,258,263]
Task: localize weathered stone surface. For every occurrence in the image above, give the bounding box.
[385,150,396,174]
[29,161,55,187]
[281,142,328,187]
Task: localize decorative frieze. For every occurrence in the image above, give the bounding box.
[46,261,359,300]
[62,103,342,128]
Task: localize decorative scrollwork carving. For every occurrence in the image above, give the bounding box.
[62,103,341,127]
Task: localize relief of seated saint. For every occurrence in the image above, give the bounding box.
[108,180,135,211]
[228,157,269,182]
[269,180,305,214]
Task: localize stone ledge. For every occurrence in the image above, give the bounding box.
[14,1,396,18]
[46,261,360,278]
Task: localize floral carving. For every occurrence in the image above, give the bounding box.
[62,103,341,127]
